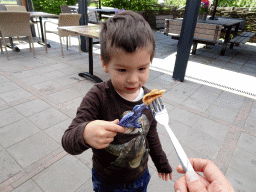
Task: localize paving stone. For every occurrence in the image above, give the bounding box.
[0,119,40,148]
[160,90,189,104]
[193,117,230,141]
[158,133,175,157]
[6,132,59,168]
[0,108,23,128]
[244,116,256,135]
[206,104,237,123]
[249,107,256,119]
[0,88,32,103]
[11,180,43,192]
[9,70,38,79]
[0,150,22,183]
[226,168,256,192]
[30,66,56,74]
[0,76,10,84]
[53,74,84,87]
[0,98,7,108]
[148,172,175,192]
[157,119,191,141]
[74,149,93,170]
[50,63,71,70]
[213,96,244,112]
[58,66,82,75]
[169,107,201,127]
[171,83,198,97]
[236,132,256,155]
[27,108,69,130]
[13,98,51,117]
[33,80,62,93]
[183,97,212,112]
[49,88,82,103]
[182,128,223,159]
[219,91,246,103]
[75,178,93,192]
[21,75,50,85]
[190,89,219,104]
[33,155,91,192]
[44,118,72,145]
[0,82,20,94]
[197,85,223,95]
[229,148,256,179]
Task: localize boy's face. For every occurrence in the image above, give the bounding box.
[102,48,151,101]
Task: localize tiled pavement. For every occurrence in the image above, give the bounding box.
[1,20,256,191]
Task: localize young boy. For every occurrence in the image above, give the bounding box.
[62,10,172,191]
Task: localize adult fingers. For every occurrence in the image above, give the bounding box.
[185,171,208,192]
[174,176,188,192]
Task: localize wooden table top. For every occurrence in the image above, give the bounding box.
[58,24,101,39]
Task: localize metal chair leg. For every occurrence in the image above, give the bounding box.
[2,36,9,59]
[30,36,36,58]
[60,36,64,57]
[66,36,68,50]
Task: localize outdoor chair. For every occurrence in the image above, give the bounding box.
[5,5,41,40]
[0,12,36,59]
[44,13,81,57]
[60,5,78,14]
[88,10,100,24]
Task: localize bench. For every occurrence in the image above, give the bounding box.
[229,32,255,49]
[156,15,173,29]
[165,19,222,54]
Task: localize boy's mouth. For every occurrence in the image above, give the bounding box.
[126,87,136,91]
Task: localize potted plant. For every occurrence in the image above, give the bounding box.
[198,0,209,20]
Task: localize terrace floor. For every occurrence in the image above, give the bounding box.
[1,19,256,191]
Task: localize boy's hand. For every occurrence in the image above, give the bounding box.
[83,119,126,149]
[158,172,173,181]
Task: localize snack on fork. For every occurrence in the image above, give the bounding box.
[143,89,166,106]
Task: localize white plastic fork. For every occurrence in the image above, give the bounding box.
[149,97,194,172]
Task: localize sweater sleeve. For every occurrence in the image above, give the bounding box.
[147,119,172,173]
[62,85,102,155]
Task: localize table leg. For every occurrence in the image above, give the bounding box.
[78,37,103,83]
[220,26,232,56]
[37,16,51,48]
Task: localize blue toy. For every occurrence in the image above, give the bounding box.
[118,103,148,128]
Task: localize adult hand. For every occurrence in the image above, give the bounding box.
[83,119,126,149]
[158,172,173,181]
[174,158,235,192]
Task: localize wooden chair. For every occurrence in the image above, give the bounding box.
[44,13,81,57]
[0,12,35,59]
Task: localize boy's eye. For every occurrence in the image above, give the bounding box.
[139,67,146,71]
[118,69,126,72]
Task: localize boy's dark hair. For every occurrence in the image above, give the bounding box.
[100,10,155,64]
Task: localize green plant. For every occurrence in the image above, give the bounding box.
[101,0,158,11]
[33,0,78,14]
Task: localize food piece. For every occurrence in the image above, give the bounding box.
[143,89,166,106]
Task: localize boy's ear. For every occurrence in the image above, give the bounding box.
[101,56,109,73]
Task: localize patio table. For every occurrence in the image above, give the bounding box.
[58,25,103,83]
[29,12,59,48]
[200,17,243,55]
[69,6,118,20]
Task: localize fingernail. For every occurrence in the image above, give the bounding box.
[186,171,199,183]
[175,190,180,192]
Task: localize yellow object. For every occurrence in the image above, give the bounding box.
[143,89,166,106]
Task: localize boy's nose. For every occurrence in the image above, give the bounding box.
[127,73,138,84]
